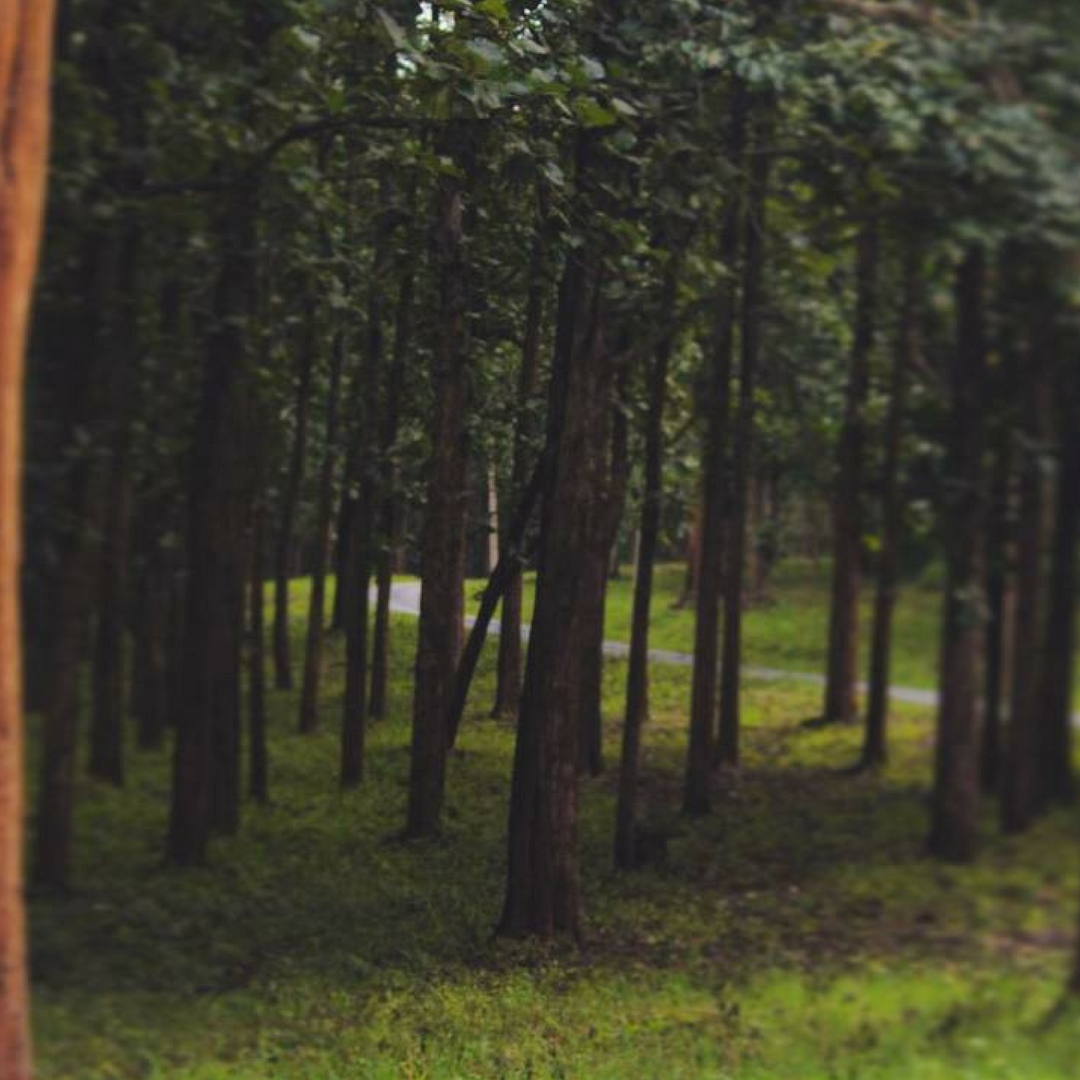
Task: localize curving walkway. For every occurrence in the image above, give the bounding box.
[381,580,1077,723]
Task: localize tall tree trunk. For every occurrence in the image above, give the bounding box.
[299,332,345,733]
[1001,346,1050,833]
[717,120,770,769]
[167,193,257,863]
[862,238,919,768]
[248,427,269,804]
[498,207,610,939]
[370,266,415,720]
[272,299,316,690]
[89,224,140,785]
[1,3,57,1071]
[981,438,1014,793]
[577,359,628,778]
[929,247,987,863]
[615,259,677,869]
[493,207,546,717]
[405,137,471,833]
[1037,398,1079,807]
[822,218,878,725]
[131,555,168,751]
[685,83,747,815]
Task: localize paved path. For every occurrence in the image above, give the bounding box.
[382,580,1076,721]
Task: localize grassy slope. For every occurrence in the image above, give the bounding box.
[29,577,1080,1079]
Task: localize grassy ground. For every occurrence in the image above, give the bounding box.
[470,559,1080,702]
[29,572,1080,1079]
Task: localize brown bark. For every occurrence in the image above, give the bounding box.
[299,332,345,734]
[615,260,677,869]
[685,83,747,815]
[405,137,471,832]
[862,238,919,768]
[272,298,316,690]
[717,122,770,769]
[981,437,1015,793]
[1001,345,1050,833]
[929,248,988,863]
[1037,398,1079,806]
[248,413,269,804]
[822,219,878,725]
[498,198,610,938]
[1,2,57,1072]
[167,194,257,863]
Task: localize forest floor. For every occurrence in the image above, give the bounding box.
[29,567,1080,1079]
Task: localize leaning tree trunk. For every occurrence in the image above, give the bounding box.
[615,258,677,869]
[717,121,770,769]
[1,2,57,1072]
[272,297,316,690]
[405,136,471,833]
[685,83,747,815]
[822,218,878,726]
[862,237,919,768]
[167,192,258,864]
[929,247,987,863]
[494,200,547,718]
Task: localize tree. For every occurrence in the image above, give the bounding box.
[1,2,59,1074]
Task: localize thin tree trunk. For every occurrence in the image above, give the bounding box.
[929,247,987,863]
[1002,349,1050,833]
[862,238,919,768]
[1037,400,1079,806]
[131,559,168,751]
[685,83,747,815]
[248,436,269,804]
[615,259,677,869]
[494,204,547,717]
[299,332,346,733]
[370,266,415,720]
[717,120,770,769]
[981,437,1014,793]
[822,218,878,725]
[1,3,57,1071]
[272,299,316,690]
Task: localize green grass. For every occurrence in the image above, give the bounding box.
[468,559,1079,703]
[29,572,1080,1079]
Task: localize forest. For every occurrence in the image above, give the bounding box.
[2,0,1080,1077]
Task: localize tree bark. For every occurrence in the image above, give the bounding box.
[248,415,269,804]
[272,297,317,690]
[1001,342,1050,833]
[862,238,919,768]
[717,120,770,769]
[822,218,878,725]
[685,83,747,815]
[299,332,345,733]
[370,267,415,720]
[1037,397,1079,807]
[405,136,471,832]
[929,248,987,863]
[615,259,677,869]
[1,3,56,1073]
[494,206,547,718]
[498,210,609,939]
[981,437,1014,793]
[167,193,257,863]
